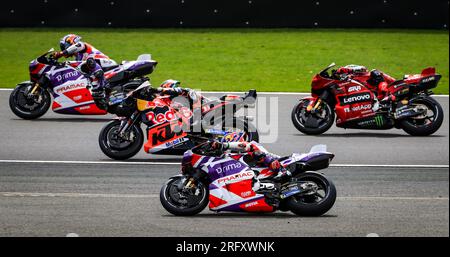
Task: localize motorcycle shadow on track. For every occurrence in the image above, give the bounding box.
[162,213,338,219]
[293,132,444,138]
[101,158,182,162]
[11,117,113,123]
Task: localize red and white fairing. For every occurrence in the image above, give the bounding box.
[187,152,274,213]
[47,65,106,115]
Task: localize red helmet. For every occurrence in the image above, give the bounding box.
[337,64,368,75]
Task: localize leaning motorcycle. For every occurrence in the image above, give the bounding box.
[160,141,336,216]
[9,48,157,119]
[98,81,259,159]
[291,63,443,136]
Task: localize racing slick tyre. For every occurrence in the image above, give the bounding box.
[160,176,209,216]
[9,83,51,120]
[291,99,334,135]
[286,172,336,216]
[400,96,444,136]
[98,120,144,160]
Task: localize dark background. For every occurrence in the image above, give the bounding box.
[1,0,449,29]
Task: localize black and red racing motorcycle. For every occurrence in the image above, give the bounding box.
[291,63,444,136]
[99,81,259,160]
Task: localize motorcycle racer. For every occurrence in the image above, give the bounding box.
[50,34,115,108]
[336,64,395,99]
[209,140,292,182]
[52,34,118,70]
[158,79,198,102]
[157,79,202,112]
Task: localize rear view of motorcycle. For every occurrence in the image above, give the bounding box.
[160,142,336,216]
[291,63,444,136]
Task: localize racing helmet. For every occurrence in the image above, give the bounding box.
[337,64,368,75]
[160,79,181,89]
[59,34,82,51]
[367,69,385,86]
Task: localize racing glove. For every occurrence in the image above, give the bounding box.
[51,51,64,59]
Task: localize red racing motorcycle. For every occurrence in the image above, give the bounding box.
[291,63,444,136]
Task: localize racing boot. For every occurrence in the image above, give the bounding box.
[272,169,292,183]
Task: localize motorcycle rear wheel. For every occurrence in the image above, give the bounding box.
[9,83,50,120]
[291,99,334,135]
[400,97,444,136]
[160,176,209,216]
[98,120,144,160]
[286,172,336,216]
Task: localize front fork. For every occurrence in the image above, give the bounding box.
[307,98,323,114]
[29,83,40,95]
[307,90,329,114]
[118,111,140,138]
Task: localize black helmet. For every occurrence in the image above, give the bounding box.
[368,69,385,86]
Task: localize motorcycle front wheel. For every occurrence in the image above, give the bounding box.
[400,96,444,136]
[98,120,144,160]
[160,176,209,216]
[286,172,336,216]
[9,83,51,119]
[291,99,334,135]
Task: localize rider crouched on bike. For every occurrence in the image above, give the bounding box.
[51,34,116,109]
[209,140,292,182]
[52,34,118,70]
[157,79,199,104]
[336,65,394,99]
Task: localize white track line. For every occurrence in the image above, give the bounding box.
[0,159,448,168]
[0,192,157,198]
[0,159,180,165]
[0,191,447,200]
[0,88,448,97]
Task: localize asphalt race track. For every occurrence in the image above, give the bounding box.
[0,92,448,164]
[0,90,448,236]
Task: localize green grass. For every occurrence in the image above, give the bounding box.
[0,28,448,94]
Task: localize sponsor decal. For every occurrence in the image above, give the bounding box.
[150,123,185,147]
[145,101,163,109]
[215,162,242,174]
[56,71,79,82]
[374,115,384,127]
[73,95,82,101]
[421,76,435,83]
[222,132,244,143]
[240,191,252,197]
[347,85,362,93]
[55,82,86,94]
[357,115,384,127]
[165,138,185,148]
[339,92,372,105]
[146,110,177,124]
[146,107,192,125]
[244,201,258,208]
[216,171,254,184]
[351,104,372,112]
[78,105,91,110]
